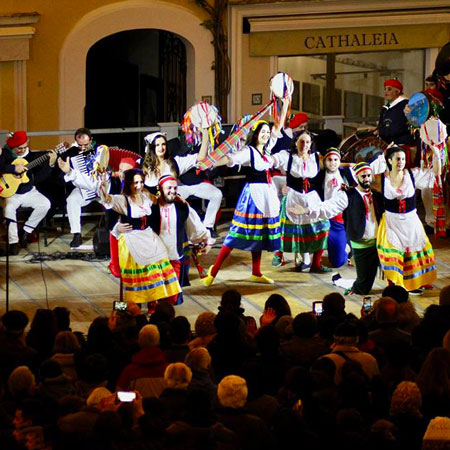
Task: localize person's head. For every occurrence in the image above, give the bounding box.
[159,175,178,203]
[53,331,81,354]
[169,316,191,345]
[425,75,437,90]
[417,347,450,396]
[122,168,145,196]
[138,324,160,348]
[118,158,137,181]
[29,309,57,334]
[389,381,422,417]
[164,362,192,389]
[185,347,211,372]
[323,292,346,315]
[6,131,29,157]
[292,312,317,338]
[292,130,312,156]
[145,132,168,160]
[374,297,398,324]
[323,148,341,173]
[353,162,373,190]
[383,78,403,102]
[382,285,409,304]
[255,324,280,355]
[86,387,112,408]
[74,128,93,151]
[8,366,36,398]
[264,294,291,319]
[422,416,450,450]
[53,306,71,331]
[194,312,217,337]
[219,289,243,315]
[78,353,109,384]
[289,112,309,133]
[39,359,63,380]
[439,285,450,306]
[1,310,29,336]
[333,320,359,346]
[386,146,406,172]
[217,375,248,408]
[248,121,271,148]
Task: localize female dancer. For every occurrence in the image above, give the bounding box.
[377,146,440,292]
[99,168,181,304]
[203,99,289,287]
[271,131,331,273]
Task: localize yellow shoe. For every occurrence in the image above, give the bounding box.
[203,266,215,287]
[250,274,274,284]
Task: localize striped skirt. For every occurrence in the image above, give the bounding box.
[376,215,437,290]
[280,196,329,253]
[223,184,281,252]
[118,236,181,304]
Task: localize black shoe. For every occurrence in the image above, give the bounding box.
[294,262,311,272]
[207,227,218,238]
[70,233,82,248]
[9,243,20,255]
[18,230,30,248]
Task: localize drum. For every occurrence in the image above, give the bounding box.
[420,118,448,147]
[270,72,294,99]
[405,92,431,128]
[340,130,387,163]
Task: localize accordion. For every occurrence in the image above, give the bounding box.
[70,152,98,201]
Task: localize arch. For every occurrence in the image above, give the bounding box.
[59,0,214,130]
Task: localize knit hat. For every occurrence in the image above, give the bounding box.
[159,174,177,187]
[324,147,341,160]
[384,78,403,92]
[353,162,372,177]
[194,312,217,337]
[119,157,137,169]
[6,131,28,149]
[423,416,450,442]
[289,113,309,129]
[86,387,112,407]
[217,375,248,409]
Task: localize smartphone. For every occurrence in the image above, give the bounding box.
[312,301,323,316]
[117,391,136,402]
[363,296,372,312]
[113,301,128,311]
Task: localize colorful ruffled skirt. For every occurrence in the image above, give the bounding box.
[376,214,437,290]
[118,236,181,303]
[223,184,281,252]
[280,196,329,253]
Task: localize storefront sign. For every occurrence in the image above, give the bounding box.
[250,24,450,56]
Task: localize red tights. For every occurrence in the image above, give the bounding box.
[311,249,324,270]
[211,245,262,277]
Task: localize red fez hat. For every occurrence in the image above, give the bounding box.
[119,157,137,168]
[289,113,309,129]
[384,79,403,92]
[424,88,444,104]
[6,131,28,149]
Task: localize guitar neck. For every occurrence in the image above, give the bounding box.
[25,144,66,171]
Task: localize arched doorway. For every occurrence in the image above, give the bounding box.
[85,29,187,151]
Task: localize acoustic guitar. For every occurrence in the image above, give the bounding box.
[0,142,69,198]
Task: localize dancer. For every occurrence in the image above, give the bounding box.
[271,131,330,272]
[202,99,289,287]
[376,146,439,293]
[99,169,181,304]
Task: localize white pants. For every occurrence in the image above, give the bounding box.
[422,187,450,228]
[67,188,96,234]
[177,182,222,228]
[3,187,51,244]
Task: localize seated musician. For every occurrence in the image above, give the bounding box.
[57,127,98,248]
[0,131,57,255]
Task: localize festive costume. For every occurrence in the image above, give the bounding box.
[377,169,437,290]
[105,193,181,303]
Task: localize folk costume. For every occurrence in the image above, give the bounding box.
[203,131,281,286]
[377,167,437,290]
[314,149,354,268]
[103,191,181,304]
[272,149,330,271]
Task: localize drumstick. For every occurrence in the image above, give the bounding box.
[191,245,207,278]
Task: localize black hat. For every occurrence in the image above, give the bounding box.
[2,310,28,333]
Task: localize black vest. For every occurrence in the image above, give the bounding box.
[343,188,384,241]
[314,166,355,201]
[119,197,152,231]
[381,169,416,214]
[245,146,269,184]
[149,200,190,258]
[286,152,319,193]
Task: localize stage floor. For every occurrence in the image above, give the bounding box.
[1,220,449,334]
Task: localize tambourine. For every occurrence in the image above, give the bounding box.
[420,118,448,147]
[92,145,109,180]
[405,92,431,128]
[270,72,294,99]
[181,102,222,147]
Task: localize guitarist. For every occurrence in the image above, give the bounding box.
[0,131,57,254]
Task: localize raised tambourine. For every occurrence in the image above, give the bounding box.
[270,72,294,99]
[92,145,109,180]
[420,118,448,147]
[182,102,222,147]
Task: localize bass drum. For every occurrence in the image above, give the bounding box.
[340,130,387,163]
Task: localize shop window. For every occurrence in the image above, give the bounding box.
[302,82,321,115]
